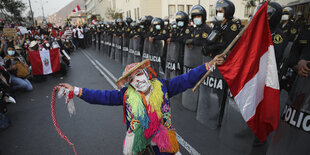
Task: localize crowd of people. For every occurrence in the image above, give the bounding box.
[0,22,92,129]
[90,1,309,90]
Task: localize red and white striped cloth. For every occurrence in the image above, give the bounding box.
[91,18,97,25]
[72,4,81,12]
[28,48,61,75]
[217,2,280,143]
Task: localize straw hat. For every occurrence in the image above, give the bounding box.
[116,59,151,88]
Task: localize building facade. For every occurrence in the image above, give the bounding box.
[85,0,309,23]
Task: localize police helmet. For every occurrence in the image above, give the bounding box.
[130,21,137,27]
[267,2,282,28]
[190,5,207,22]
[125,17,133,26]
[282,7,294,17]
[215,0,235,19]
[146,15,153,26]
[139,17,146,26]
[151,18,164,29]
[164,16,170,25]
[175,11,189,25]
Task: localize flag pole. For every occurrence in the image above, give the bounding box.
[192,12,256,92]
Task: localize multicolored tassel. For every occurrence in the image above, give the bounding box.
[132,124,151,154]
[144,107,160,139]
[123,131,135,155]
[152,124,171,152]
[166,129,180,153]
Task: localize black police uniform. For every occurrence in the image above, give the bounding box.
[281,20,298,42]
[203,18,242,57]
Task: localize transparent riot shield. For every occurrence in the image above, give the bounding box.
[122,37,130,66]
[267,75,310,155]
[133,37,143,63]
[115,36,123,63]
[181,45,203,111]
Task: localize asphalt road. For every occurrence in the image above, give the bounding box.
[0,44,269,155]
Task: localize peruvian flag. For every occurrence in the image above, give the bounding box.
[72,4,81,12]
[91,18,97,25]
[217,2,280,143]
[28,48,61,75]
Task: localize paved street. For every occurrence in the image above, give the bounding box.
[0,45,222,155]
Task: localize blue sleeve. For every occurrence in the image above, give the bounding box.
[79,87,127,106]
[167,64,207,98]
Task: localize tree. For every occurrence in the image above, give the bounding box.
[106,8,122,20]
[0,0,26,23]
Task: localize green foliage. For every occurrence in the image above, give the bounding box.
[0,0,26,23]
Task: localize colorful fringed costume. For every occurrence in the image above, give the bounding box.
[75,62,208,155]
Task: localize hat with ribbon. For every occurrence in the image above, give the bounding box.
[116,59,157,88]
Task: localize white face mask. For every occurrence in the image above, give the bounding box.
[281,15,289,21]
[216,12,224,21]
[155,25,161,30]
[46,43,50,47]
[8,50,15,56]
[129,70,151,93]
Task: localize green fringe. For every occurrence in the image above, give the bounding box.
[132,124,151,154]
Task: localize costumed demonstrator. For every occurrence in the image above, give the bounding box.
[58,56,224,155]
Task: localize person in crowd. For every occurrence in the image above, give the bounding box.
[78,26,85,49]
[3,47,32,92]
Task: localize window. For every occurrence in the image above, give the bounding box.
[129,10,131,18]
[210,5,215,17]
[178,5,184,12]
[168,5,176,19]
[134,8,137,20]
[137,8,140,19]
[187,5,193,14]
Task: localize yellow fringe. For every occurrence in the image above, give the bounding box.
[126,86,145,119]
[166,130,180,153]
[149,80,164,118]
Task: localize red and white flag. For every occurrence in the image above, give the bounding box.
[217,2,280,143]
[28,48,61,75]
[72,4,81,12]
[91,18,97,25]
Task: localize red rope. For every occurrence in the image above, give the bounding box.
[51,86,77,155]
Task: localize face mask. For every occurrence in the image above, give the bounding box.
[177,21,184,27]
[129,70,151,93]
[172,25,177,28]
[155,25,161,30]
[193,18,202,26]
[216,12,224,21]
[26,41,30,44]
[281,15,289,21]
[8,50,15,56]
[46,43,50,47]
[164,21,169,25]
[140,25,144,29]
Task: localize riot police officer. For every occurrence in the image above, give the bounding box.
[203,0,242,57]
[141,15,153,61]
[267,2,288,67]
[122,17,133,65]
[166,11,190,78]
[295,11,307,31]
[114,19,124,63]
[182,5,211,112]
[281,7,298,42]
[149,17,169,75]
